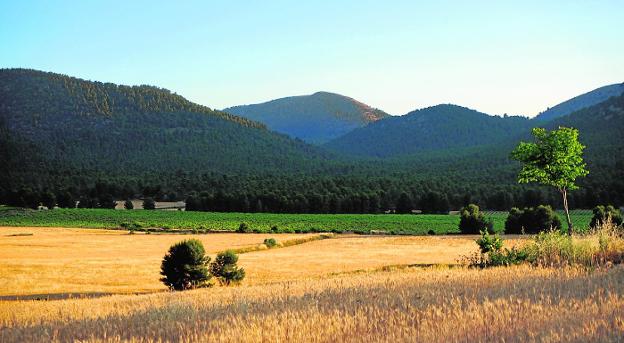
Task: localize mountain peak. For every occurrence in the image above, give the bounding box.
[224,92,389,144]
[535,83,624,121]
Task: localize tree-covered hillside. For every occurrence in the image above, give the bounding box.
[324,104,532,157]
[225,92,389,144]
[0,69,336,181]
[534,83,624,121]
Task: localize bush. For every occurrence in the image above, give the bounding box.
[209,250,245,285]
[124,199,134,210]
[504,205,561,234]
[143,197,156,210]
[270,225,279,233]
[469,231,527,267]
[590,205,623,228]
[237,222,250,233]
[459,204,494,234]
[263,238,278,248]
[160,239,211,290]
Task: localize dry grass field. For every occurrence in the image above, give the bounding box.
[1,226,622,342]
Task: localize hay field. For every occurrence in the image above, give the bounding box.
[0,227,496,296]
[0,227,313,296]
[1,227,622,342]
[1,265,622,342]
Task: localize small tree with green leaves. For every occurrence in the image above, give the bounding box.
[511,127,589,235]
[459,204,494,234]
[124,199,134,210]
[209,250,245,285]
[160,239,211,291]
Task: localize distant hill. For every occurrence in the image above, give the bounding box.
[0,68,335,187]
[224,92,389,144]
[535,83,624,121]
[324,104,532,157]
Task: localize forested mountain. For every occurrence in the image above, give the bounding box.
[324,104,532,157]
[1,68,622,212]
[224,92,389,144]
[534,83,624,121]
[0,68,336,183]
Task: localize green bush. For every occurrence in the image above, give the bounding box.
[263,238,278,248]
[459,204,494,234]
[124,199,134,210]
[590,205,623,228]
[270,225,279,233]
[209,250,245,285]
[237,222,250,233]
[160,239,211,290]
[504,205,562,234]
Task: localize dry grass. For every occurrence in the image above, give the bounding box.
[1,226,621,342]
[1,265,622,342]
[0,226,314,296]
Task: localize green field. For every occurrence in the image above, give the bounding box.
[0,207,593,235]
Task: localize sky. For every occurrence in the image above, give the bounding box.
[1,1,623,117]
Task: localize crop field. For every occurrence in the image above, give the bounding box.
[0,207,593,234]
[0,227,499,297]
[1,226,623,342]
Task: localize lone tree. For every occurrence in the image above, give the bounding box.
[511,127,588,235]
[124,199,134,210]
[143,197,156,210]
[160,239,211,290]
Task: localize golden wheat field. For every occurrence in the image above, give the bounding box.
[1,226,623,342]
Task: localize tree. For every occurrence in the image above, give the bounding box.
[160,239,211,290]
[209,250,245,285]
[395,192,413,214]
[590,205,623,227]
[40,191,56,210]
[124,199,134,210]
[459,204,493,234]
[511,127,589,235]
[143,197,156,210]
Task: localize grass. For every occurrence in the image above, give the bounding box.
[0,206,594,235]
[0,226,622,342]
[1,265,622,342]
[0,227,497,296]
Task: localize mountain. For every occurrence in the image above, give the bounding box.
[0,68,336,185]
[324,104,532,158]
[224,92,389,144]
[535,83,624,121]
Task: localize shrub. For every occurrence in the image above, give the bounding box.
[143,197,156,210]
[160,239,211,290]
[237,223,250,233]
[124,199,134,210]
[209,250,245,285]
[459,204,494,234]
[263,238,278,248]
[469,231,527,267]
[475,231,503,254]
[504,205,562,234]
[590,205,623,228]
[270,225,279,233]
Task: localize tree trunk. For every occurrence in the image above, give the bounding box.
[561,188,573,235]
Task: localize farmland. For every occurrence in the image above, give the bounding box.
[0,207,593,234]
[0,225,622,341]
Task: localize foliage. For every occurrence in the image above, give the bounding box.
[160,239,211,290]
[263,238,278,248]
[0,207,596,235]
[590,205,623,228]
[143,198,155,210]
[511,127,589,233]
[475,231,503,254]
[124,199,134,210]
[504,205,562,234]
[237,222,251,233]
[209,250,245,286]
[469,231,527,267]
[459,204,494,234]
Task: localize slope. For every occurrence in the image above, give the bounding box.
[224,91,389,144]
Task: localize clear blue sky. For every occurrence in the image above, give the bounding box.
[1,1,622,116]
